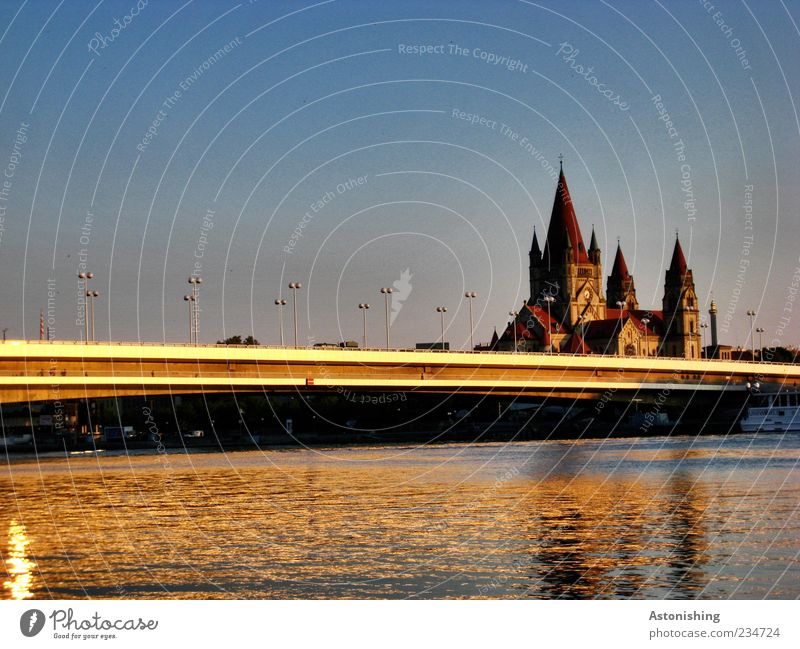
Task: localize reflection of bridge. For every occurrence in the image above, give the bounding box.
[0,340,797,405]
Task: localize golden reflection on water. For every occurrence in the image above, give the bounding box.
[0,437,798,599]
[3,520,36,599]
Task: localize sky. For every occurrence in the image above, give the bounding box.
[0,0,798,350]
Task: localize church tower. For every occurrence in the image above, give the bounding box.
[606,242,639,310]
[528,166,606,325]
[661,235,700,358]
[529,226,542,293]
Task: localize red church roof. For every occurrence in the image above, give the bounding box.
[610,243,630,279]
[668,236,688,274]
[564,332,591,354]
[605,309,663,335]
[542,168,589,266]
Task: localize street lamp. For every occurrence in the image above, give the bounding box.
[78,271,94,342]
[288,282,302,347]
[641,317,650,357]
[616,300,626,356]
[85,290,99,341]
[436,306,448,349]
[380,287,394,349]
[464,291,477,350]
[746,309,756,357]
[575,314,585,355]
[274,299,287,347]
[543,295,556,354]
[756,327,765,361]
[183,294,196,343]
[358,303,370,348]
[509,310,518,353]
[188,276,202,345]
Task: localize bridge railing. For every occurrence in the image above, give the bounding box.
[3,339,796,367]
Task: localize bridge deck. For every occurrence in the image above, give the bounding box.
[0,340,796,404]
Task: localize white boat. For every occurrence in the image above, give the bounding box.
[740,391,800,433]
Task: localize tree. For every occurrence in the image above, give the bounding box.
[217,335,259,346]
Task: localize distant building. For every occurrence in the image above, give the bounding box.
[497,165,701,358]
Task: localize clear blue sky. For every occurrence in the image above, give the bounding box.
[0,0,798,349]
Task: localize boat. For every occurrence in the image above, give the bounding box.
[740,390,800,433]
[0,433,33,448]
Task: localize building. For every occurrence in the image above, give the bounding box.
[497,165,701,358]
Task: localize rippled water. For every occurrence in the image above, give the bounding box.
[1,433,798,599]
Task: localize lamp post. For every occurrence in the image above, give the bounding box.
[85,290,99,341]
[616,300,625,356]
[543,295,556,354]
[464,291,477,350]
[188,276,202,345]
[436,306,447,349]
[380,287,394,349]
[288,282,302,347]
[358,303,370,348]
[700,322,708,357]
[756,327,765,361]
[78,271,94,342]
[641,317,650,357]
[509,310,518,353]
[183,294,196,343]
[274,298,287,346]
[746,309,756,357]
[575,314,584,355]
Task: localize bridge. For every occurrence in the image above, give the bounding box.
[0,340,797,405]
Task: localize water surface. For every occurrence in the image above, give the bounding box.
[1,433,798,599]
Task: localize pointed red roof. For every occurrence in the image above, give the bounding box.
[528,304,559,332]
[668,236,687,274]
[564,332,591,354]
[631,309,663,334]
[543,169,589,266]
[610,243,629,278]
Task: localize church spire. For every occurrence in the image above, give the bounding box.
[542,166,589,267]
[668,234,688,275]
[611,241,629,279]
[588,225,601,264]
[607,240,637,309]
[589,226,599,252]
[529,225,542,269]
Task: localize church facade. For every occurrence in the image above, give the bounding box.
[496,167,702,359]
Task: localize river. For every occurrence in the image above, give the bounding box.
[1,433,798,599]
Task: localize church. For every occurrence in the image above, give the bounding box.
[494,165,702,359]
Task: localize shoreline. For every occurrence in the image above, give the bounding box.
[0,426,764,466]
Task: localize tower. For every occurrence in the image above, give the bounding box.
[709,299,718,348]
[528,226,542,294]
[661,235,700,358]
[528,166,606,325]
[588,226,601,265]
[606,242,638,310]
